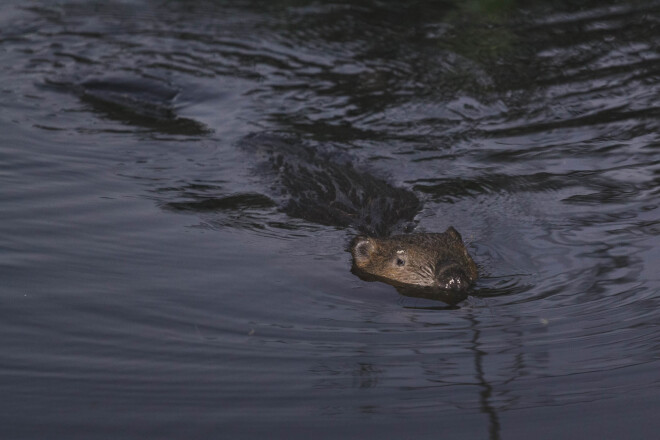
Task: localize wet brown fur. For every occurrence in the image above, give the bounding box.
[351,227,478,291]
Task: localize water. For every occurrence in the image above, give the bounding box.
[1,1,659,438]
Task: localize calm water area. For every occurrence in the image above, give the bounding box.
[1,1,659,438]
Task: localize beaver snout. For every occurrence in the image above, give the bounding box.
[435,263,472,291]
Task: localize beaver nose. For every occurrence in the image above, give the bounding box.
[435,263,471,291]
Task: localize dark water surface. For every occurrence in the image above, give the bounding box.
[2,1,659,438]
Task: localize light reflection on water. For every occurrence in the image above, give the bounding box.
[1,1,659,439]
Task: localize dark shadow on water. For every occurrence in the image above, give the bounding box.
[44,75,211,136]
[468,313,502,440]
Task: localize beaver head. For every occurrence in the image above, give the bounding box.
[350,227,478,292]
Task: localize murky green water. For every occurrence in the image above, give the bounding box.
[1,1,659,438]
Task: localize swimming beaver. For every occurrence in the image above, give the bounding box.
[240,132,478,299]
[351,228,478,292]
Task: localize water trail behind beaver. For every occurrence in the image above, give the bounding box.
[238,132,421,237]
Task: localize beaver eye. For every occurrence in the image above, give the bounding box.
[396,257,405,267]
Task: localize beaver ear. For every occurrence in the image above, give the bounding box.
[445,226,463,242]
[351,236,375,265]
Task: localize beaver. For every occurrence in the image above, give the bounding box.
[351,228,478,292]
[240,132,478,300]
